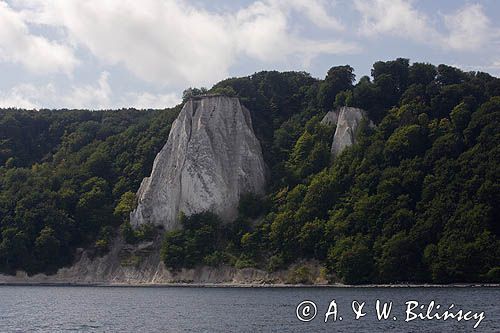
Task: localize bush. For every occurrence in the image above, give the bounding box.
[287,265,312,284]
[327,237,374,285]
[120,222,136,244]
[114,191,136,221]
[95,239,109,255]
[204,251,235,267]
[161,230,188,270]
[134,223,156,242]
[485,267,500,283]
[161,212,221,270]
[234,255,257,269]
[267,254,285,272]
[121,222,157,244]
[238,193,266,219]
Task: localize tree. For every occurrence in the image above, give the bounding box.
[327,237,374,284]
[238,193,266,219]
[436,64,466,86]
[161,230,187,270]
[34,226,61,272]
[0,228,31,272]
[160,212,222,269]
[1,60,499,284]
[409,62,436,85]
[334,90,353,108]
[182,87,208,101]
[376,232,420,282]
[317,65,355,109]
[286,117,333,180]
[384,125,425,162]
[372,58,410,93]
[114,191,137,221]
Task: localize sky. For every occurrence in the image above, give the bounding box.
[0,0,499,110]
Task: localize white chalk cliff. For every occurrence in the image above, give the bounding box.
[320,109,339,126]
[130,95,266,230]
[322,106,369,158]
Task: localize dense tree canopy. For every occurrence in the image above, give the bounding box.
[0,107,179,274]
[1,59,499,284]
[207,60,500,284]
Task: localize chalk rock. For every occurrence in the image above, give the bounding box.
[130,95,267,230]
[331,106,368,158]
[320,110,339,126]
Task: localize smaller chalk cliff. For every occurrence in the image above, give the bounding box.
[322,106,370,158]
[130,95,267,230]
[320,109,339,126]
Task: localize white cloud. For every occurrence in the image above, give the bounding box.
[353,0,499,51]
[235,1,357,63]
[0,83,52,109]
[354,0,437,42]
[16,0,355,87]
[451,60,500,77]
[0,71,181,109]
[123,92,181,110]
[443,4,494,51]
[62,71,111,109]
[274,0,344,31]
[0,1,78,74]
[4,0,496,110]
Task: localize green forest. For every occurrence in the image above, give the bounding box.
[1,59,499,284]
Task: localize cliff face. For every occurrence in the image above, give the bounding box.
[0,234,327,285]
[130,95,267,230]
[322,106,369,158]
[320,109,339,126]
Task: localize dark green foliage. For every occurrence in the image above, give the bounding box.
[161,212,221,270]
[0,107,179,274]
[317,65,355,109]
[328,236,374,284]
[372,58,410,93]
[286,116,334,182]
[95,225,114,256]
[234,256,257,269]
[238,193,267,219]
[182,87,208,101]
[254,64,499,284]
[1,59,499,284]
[409,63,437,86]
[114,191,137,221]
[210,60,499,284]
[121,222,157,245]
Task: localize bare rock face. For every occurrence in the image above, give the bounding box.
[130,95,267,230]
[320,110,339,126]
[328,106,368,158]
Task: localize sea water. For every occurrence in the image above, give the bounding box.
[0,285,498,332]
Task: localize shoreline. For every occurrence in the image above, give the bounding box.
[1,281,499,288]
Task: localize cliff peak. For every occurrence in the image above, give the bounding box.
[322,106,371,158]
[130,95,266,230]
